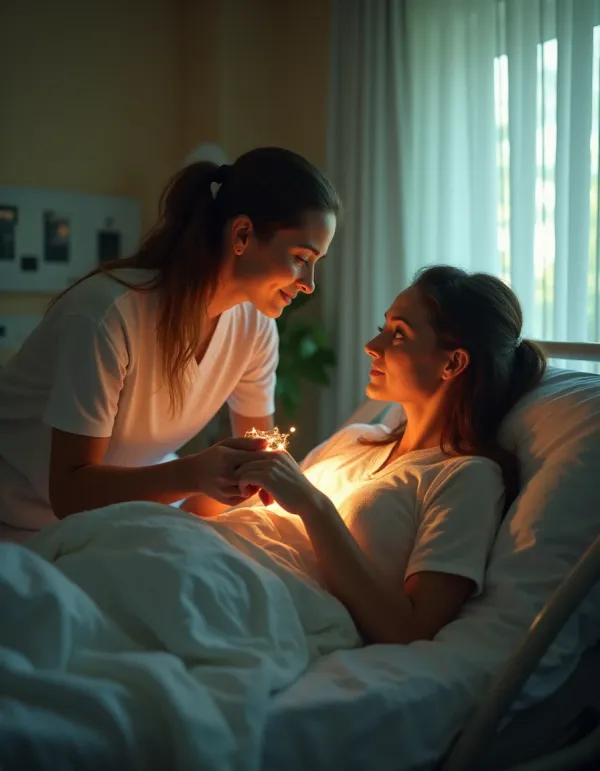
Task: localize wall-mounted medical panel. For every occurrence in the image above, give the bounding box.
[0,186,141,292]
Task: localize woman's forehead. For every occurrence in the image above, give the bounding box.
[387,286,429,325]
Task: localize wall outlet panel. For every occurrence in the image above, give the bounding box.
[0,186,141,293]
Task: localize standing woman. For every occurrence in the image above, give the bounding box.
[0,148,339,541]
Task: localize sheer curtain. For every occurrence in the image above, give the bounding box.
[322,0,600,437]
[320,0,409,439]
[494,0,600,351]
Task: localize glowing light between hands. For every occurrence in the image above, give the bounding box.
[245,426,296,452]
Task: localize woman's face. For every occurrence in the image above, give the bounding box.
[231,210,336,317]
[364,286,461,404]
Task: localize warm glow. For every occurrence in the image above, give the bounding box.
[245,426,295,452]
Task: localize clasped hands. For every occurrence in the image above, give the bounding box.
[185,436,318,516]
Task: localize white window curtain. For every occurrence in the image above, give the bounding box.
[321,0,600,439]
[320,0,409,439]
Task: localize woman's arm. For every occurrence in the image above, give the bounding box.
[235,453,502,645]
[49,429,268,519]
[297,491,474,644]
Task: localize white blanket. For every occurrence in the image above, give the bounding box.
[0,502,360,771]
[2,501,573,771]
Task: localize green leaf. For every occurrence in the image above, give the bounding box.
[309,322,329,348]
[299,357,332,385]
[312,347,336,367]
[278,376,302,417]
[298,334,319,359]
[276,372,301,400]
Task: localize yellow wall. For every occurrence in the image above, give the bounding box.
[0,0,182,354]
[0,0,181,231]
[179,0,331,167]
[0,0,332,454]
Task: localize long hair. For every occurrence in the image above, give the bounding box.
[369,266,546,507]
[48,147,341,412]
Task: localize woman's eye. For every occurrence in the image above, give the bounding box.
[293,255,308,266]
[377,325,404,339]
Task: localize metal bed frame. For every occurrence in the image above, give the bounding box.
[535,340,600,363]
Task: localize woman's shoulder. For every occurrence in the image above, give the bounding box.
[441,453,502,473]
[422,453,505,506]
[431,453,503,483]
[48,269,158,326]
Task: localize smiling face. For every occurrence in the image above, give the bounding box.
[229,210,336,317]
[364,286,469,405]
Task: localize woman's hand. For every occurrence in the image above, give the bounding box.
[181,437,271,506]
[234,450,322,516]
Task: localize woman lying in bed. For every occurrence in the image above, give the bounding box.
[193,265,546,646]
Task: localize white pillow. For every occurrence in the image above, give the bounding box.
[489,366,600,707]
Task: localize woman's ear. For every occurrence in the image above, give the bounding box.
[441,348,470,381]
[231,216,253,256]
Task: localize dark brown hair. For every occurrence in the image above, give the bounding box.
[374,265,546,506]
[49,147,341,412]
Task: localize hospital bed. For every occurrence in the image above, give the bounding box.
[344,339,600,771]
[1,343,599,771]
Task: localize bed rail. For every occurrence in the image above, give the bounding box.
[534,340,600,363]
[439,534,600,771]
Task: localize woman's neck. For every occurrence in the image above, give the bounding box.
[206,264,248,318]
[394,396,446,456]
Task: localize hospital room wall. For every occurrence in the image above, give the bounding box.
[0,0,332,456]
[0,0,182,338]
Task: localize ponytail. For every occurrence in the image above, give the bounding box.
[482,339,547,508]
[134,161,225,412]
[505,339,547,412]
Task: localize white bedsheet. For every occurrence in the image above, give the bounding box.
[0,502,538,771]
[0,503,359,771]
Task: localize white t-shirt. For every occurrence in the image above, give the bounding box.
[213,424,505,593]
[0,269,278,535]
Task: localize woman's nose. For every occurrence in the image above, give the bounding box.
[297,264,316,294]
[365,324,389,357]
[364,337,379,358]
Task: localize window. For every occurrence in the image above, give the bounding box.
[494,18,600,372]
